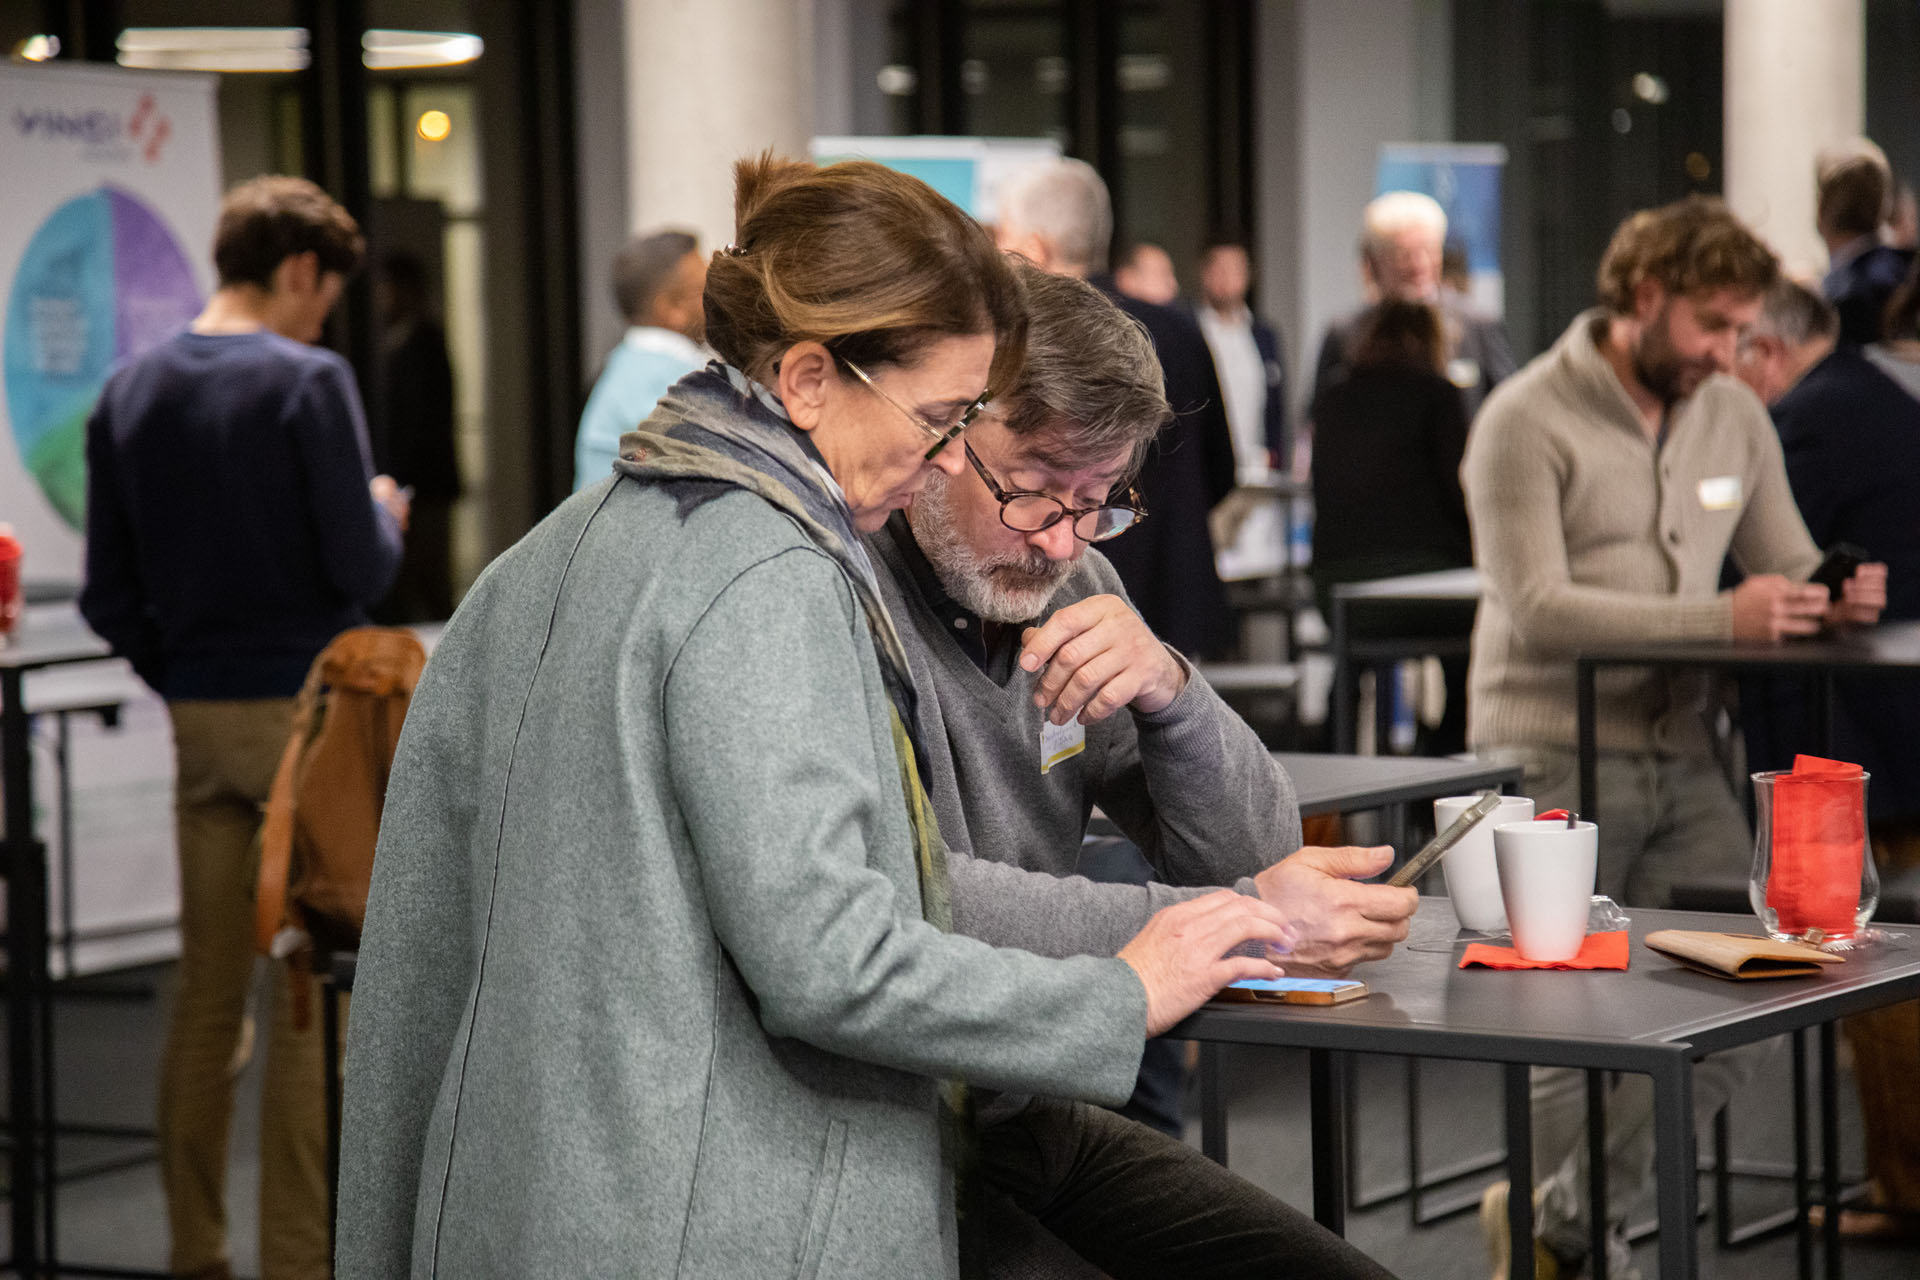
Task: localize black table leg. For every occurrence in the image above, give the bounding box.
[1577,658,1598,825]
[1310,1049,1348,1235]
[1588,1070,1609,1280]
[1794,1031,1812,1280]
[1333,599,1354,754]
[1651,1052,1698,1280]
[1200,1042,1228,1165]
[1504,1062,1534,1280]
[3,668,46,1278]
[1821,1023,1841,1280]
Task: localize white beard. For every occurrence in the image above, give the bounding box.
[909,476,1075,623]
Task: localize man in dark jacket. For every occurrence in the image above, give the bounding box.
[996,159,1238,659]
[1816,138,1916,347]
[1309,190,1516,422]
[1193,239,1290,473]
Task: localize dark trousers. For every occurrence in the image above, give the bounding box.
[972,1098,1399,1280]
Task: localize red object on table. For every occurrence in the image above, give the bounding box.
[1459,931,1629,970]
[0,525,21,637]
[1765,754,1866,937]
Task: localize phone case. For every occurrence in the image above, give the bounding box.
[1214,980,1370,1006]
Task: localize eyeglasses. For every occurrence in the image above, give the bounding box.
[963,442,1146,543]
[841,358,989,461]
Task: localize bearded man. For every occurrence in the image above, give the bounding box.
[867,261,1414,1279]
[1463,196,1886,1279]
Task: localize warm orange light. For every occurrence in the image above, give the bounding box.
[416,109,451,143]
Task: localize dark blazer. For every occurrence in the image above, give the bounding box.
[1754,346,1920,819]
[1185,302,1291,463]
[1311,299,1517,422]
[1823,243,1916,347]
[1091,279,1237,659]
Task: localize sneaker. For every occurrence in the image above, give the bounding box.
[1481,1180,1561,1280]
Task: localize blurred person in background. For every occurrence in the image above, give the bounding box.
[1816,138,1915,347]
[1193,238,1289,478]
[1310,299,1472,754]
[1310,190,1516,423]
[1737,279,1920,1237]
[1466,196,1883,1280]
[1111,240,1180,306]
[338,154,1296,1280]
[81,175,406,1280]
[573,228,708,491]
[997,159,1238,659]
[1867,249,1920,402]
[371,250,458,621]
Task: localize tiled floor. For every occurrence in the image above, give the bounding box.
[17,963,1920,1279]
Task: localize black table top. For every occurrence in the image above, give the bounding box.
[1174,900,1920,1069]
[0,604,111,676]
[1577,620,1920,674]
[1273,752,1521,816]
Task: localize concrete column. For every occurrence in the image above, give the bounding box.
[621,0,815,251]
[1724,0,1865,277]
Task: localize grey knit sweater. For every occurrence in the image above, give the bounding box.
[1462,310,1822,757]
[868,515,1301,960]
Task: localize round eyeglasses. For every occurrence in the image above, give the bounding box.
[841,358,989,461]
[963,441,1146,543]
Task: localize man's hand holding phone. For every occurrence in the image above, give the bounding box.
[1731,574,1828,641]
[1826,560,1887,628]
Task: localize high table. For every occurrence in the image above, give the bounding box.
[1574,621,1920,823]
[1329,568,1482,753]
[1173,901,1920,1280]
[2,604,111,1279]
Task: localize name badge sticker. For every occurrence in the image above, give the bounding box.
[1040,716,1086,775]
[1697,475,1742,511]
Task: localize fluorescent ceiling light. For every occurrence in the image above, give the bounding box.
[363,30,483,70]
[117,27,308,72]
[112,27,482,73]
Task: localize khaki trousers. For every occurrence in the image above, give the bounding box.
[1843,822,1920,1210]
[164,699,329,1280]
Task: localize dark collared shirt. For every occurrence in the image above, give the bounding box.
[883,511,1032,681]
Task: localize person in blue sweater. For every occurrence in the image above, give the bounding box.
[572,228,709,491]
[79,175,406,1280]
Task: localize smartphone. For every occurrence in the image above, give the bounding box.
[1217,977,1369,1006]
[1808,542,1868,600]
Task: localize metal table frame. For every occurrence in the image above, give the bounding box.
[1176,902,1920,1280]
[1329,569,1482,754]
[2,605,167,1279]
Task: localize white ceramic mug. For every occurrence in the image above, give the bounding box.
[1433,795,1534,932]
[1493,819,1599,962]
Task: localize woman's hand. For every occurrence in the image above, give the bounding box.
[1117,891,1293,1036]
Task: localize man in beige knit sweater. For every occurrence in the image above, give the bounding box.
[1464,197,1886,1279]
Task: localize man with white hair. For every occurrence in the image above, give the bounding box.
[1309,189,1516,420]
[996,158,1239,660]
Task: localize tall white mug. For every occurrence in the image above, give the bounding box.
[1493,819,1599,962]
[1433,795,1534,932]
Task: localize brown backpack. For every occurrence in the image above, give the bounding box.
[254,626,426,960]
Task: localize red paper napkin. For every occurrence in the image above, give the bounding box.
[1459,931,1629,971]
[1765,755,1865,938]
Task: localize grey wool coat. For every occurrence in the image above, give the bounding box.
[335,394,1148,1278]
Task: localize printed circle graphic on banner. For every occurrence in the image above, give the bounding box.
[4,185,203,529]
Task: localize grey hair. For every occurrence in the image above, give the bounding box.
[998,159,1113,274]
[1361,190,1447,257]
[1751,277,1839,348]
[611,228,699,324]
[999,259,1170,474]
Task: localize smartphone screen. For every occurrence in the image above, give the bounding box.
[1229,977,1360,994]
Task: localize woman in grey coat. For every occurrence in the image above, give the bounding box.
[335,155,1292,1279]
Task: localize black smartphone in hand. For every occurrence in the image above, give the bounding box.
[1809,543,1869,600]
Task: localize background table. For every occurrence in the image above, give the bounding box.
[1575,621,1920,822]
[1329,568,1482,753]
[1175,902,1920,1280]
[3,604,112,1278]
